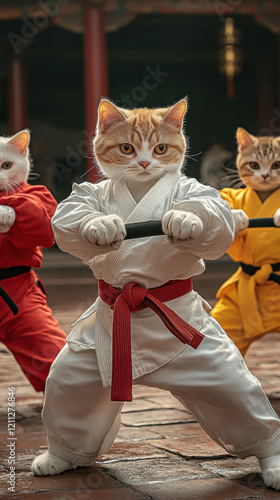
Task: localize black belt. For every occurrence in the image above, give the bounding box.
[0,266,31,280]
[0,266,31,315]
[240,262,280,285]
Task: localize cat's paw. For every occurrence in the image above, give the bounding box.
[31,451,76,476]
[259,455,280,490]
[81,214,126,246]
[162,210,204,241]
[231,209,249,236]
[0,205,15,233]
[273,208,280,227]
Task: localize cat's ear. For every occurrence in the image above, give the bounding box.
[8,129,30,154]
[98,99,126,131]
[163,99,188,128]
[236,128,255,150]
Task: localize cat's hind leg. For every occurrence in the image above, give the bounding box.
[31,338,123,476]
[31,451,76,476]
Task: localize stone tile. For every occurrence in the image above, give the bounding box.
[201,456,260,480]
[1,450,47,473]
[122,392,194,413]
[0,432,47,452]
[121,408,195,427]
[145,394,187,410]
[0,467,121,496]
[142,421,202,439]
[101,456,214,486]
[116,425,162,442]
[268,399,280,416]
[202,457,280,499]
[1,487,149,500]
[150,432,230,459]
[122,399,159,413]
[135,477,266,500]
[98,441,170,463]
[15,418,45,434]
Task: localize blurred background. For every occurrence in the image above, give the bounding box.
[0,0,280,201]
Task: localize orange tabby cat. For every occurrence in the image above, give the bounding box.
[32,103,280,490]
[212,127,280,355]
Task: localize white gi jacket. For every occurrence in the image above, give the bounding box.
[52,172,234,389]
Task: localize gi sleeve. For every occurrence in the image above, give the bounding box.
[52,181,117,263]
[219,187,248,261]
[170,179,235,260]
[1,185,57,249]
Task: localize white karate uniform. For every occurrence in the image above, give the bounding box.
[43,172,280,465]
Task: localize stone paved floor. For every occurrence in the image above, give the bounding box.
[1,252,280,499]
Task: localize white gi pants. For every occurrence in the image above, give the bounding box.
[42,313,280,466]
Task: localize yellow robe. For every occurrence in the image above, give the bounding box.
[211,186,280,355]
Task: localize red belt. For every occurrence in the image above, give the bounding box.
[98,279,204,402]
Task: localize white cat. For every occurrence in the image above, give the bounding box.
[0,129,66,392]
[0,130,30,232]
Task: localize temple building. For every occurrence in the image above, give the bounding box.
[0,1,279,199]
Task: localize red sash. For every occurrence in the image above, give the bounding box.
[98,279,204,402]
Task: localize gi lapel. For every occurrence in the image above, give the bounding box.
[256,188,280,217]
[95,171,183,389]
[101,172,181,283]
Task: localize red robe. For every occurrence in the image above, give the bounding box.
[0,182,66,391]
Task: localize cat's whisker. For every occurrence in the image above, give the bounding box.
[80,155,105,179]
[225,178,244,188]
[223,170,240,178]
[223,174,240,182]
[4,179,23,194]
[224,164,237,171]
[186,151,202,163]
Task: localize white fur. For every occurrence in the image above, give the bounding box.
[274,208,280,227]
[0,131,30,192]
[81,213,126,247]
[32,451,76,476]
[259,454,280,490]
[162,210,204,241]
[0,205,16,233]
[231,209,249,236]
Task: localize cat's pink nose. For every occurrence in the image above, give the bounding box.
[262,174,269,179]
[139,161,150,169]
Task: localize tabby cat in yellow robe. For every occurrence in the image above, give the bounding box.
[211,128,280,355]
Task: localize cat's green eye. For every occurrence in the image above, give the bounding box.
[249,161,259,170]
[272,161,280,169]
[1,161,12,170]
[120,143,134,154]
[154,144,168,155]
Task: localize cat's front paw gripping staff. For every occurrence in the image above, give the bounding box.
[0,205,16,233]
[162,209,204,241]
[81,214,126,247]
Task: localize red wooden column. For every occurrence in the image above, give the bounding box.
[83,0,108,182]
[8,58,27,134]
